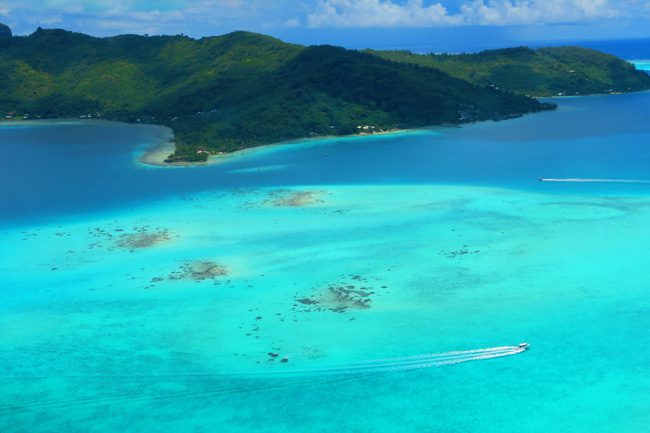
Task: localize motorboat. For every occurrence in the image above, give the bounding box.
[518,342,530,349]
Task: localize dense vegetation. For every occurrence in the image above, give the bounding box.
[1,25,645,163]
[0,25,557,162]
[168,45,551,158]
[369,46,650,97]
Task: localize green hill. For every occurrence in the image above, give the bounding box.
[2,25,643,163]
[168,45,551,158]
[369,46,650,97]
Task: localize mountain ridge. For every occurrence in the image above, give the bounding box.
[368,46,650,97]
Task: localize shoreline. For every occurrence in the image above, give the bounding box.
[136,100,566,169]
[138,127,434,168]
[135,125,186,167]
[137,137,175,166]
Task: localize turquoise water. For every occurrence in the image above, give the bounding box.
[1,93,650,432]
[631,60,650,71]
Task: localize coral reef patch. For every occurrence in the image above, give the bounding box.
[117,230,172,251]
[87,224,174,252]
[168,261,229,282]
[440,245,481,259]
[265,190,327,207]
[295,274,386,313]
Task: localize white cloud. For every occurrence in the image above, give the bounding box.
[307,0,460,27]
[1,0,647,36]
[0,0,10,16]
[91,10,189,35]
[459,0,621,25]
[0,0,272,34]
[307,0,631,27]
[281,18,302,28]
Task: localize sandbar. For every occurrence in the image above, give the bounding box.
[138,127,434,168]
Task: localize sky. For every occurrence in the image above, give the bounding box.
[1,1,650,51]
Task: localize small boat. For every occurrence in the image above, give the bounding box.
[518,343,530,349]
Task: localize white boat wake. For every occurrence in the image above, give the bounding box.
[247,344,529,377]
[539,177,650,184]
[5,344,529,380]
[0,344,529,413]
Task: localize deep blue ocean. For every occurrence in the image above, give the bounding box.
[3,92,650,226]
[1,39,649,433]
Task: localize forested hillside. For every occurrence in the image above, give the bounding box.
[370,46,650,97]
[5,25,646,162]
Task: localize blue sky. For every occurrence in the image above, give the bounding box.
[1,1,649,50]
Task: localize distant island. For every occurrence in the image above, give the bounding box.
[368,46,650,97]
[1,24,649,163]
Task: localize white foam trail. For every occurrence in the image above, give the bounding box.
[3,345,529,381]
[539,178,650,184]
[0,346,529,413]
[351,346,515,365]
[229,345,528,377]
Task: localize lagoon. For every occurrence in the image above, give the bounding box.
[1,92,649,433]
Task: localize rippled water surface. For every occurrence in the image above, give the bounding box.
[1,93,649,433]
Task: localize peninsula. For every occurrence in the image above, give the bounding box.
[1,24,648,163]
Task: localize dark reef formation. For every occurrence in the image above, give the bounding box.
[168,261,229,282]
[116,230,172,251]
[265,190,327,207]
[295,274,388,313]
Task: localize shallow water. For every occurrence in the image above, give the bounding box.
[1,93,650,433]
[631,59,650,71]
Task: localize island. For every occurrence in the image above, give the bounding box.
[1,24,649,163]
[367,46,650,97]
